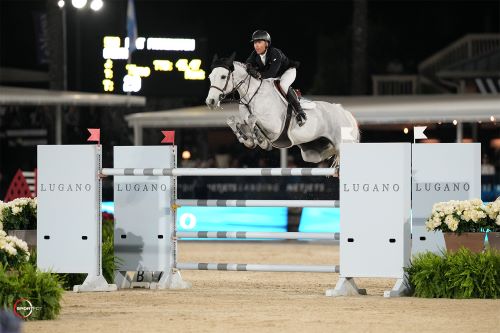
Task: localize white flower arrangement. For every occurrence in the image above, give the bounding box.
[0,197,37,230]
[484,197,500,231]
[0,229,30,268]
[426,198,488,233]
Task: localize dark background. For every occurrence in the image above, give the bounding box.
[1,0,499,99]
[0,0,499,200]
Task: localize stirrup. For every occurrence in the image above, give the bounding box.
[296,114,306,127]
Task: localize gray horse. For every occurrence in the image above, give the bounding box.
[206,55,359,164]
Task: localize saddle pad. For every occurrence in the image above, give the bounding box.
[300,99,316,110]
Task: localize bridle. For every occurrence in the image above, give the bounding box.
[209,65,263,110]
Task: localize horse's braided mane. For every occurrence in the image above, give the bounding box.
[233,61,245,68]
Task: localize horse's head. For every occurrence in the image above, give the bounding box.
[206,53,236,109]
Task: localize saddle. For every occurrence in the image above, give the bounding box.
[269,81,314,148]
[273,80,301,100]
[254,81,316,149]
[273,80,316,109]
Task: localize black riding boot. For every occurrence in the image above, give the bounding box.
[287,87,307,126]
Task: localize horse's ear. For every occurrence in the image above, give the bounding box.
[228,52,236,63]
[212,54,218,65]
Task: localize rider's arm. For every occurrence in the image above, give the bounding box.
[245,51,262,78]
[245,51,257,67]
[260,48,282,79]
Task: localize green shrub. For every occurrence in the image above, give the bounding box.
[101,216,122,284]
[102,234,121,283]
[0,263,64,320]
[406,248,500,298]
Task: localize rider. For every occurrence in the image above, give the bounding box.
[245,30,307,126]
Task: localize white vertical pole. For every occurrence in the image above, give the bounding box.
[280,148,287,168]
[456,122,463,143]
[55,107,62,145]
[56,6,68,145]
[133,123,143,145]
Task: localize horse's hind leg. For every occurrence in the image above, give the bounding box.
[227,116,256,149]
[328,154,340,177]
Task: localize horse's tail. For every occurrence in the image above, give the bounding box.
[345,110,361,143]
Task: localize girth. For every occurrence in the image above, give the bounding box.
[271,104,293,149]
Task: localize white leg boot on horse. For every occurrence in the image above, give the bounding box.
[247,114,272,151]
[227,116,256,149]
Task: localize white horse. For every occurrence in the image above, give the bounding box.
[206,54,359,164]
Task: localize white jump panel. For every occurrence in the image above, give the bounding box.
[113,146,176,272]
[37,145,101,274]
[411,143,481,256]
[37,145,116,292]
[329,143,411,297]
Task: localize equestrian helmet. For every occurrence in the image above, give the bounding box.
[251,30,271,44]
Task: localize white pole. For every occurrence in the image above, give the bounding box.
[176,262,339,273]
[133,123,143,146]
[176,231,340,240]
[280,148,288,168]
[101,167,337,177]
[175,199,340,208]
[456,121,463,143]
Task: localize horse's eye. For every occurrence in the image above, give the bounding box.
[221,75,226,79]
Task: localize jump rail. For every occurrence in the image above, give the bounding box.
[101,167,337,177]
[176,262,340,273]
[175,199,340,208]
[176,231,340,240]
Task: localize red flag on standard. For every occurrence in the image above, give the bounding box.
[161,130,175,144]
[87,128,100,143]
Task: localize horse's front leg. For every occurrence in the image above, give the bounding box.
[246,115,272,151]
[227,116,256,149]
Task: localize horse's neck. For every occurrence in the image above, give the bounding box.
[232,65,282,111]
[232,66,259,105]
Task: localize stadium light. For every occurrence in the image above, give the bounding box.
[58,0,65,8]
[90,0,103,11]
[72,0,87,9]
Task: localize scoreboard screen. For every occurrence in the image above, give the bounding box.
[101,36,208,97]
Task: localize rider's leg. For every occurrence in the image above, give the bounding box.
[280,68,307,126]
[279,68,296,92]
[286,87,307,126]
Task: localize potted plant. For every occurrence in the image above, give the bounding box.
[0,198,37,249]
[484,197,500,250]
[425,199,488,253]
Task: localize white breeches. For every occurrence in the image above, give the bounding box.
[279,68,296,92]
